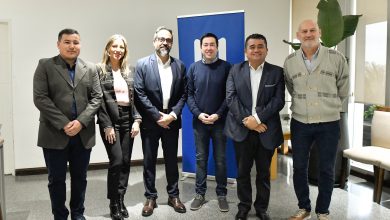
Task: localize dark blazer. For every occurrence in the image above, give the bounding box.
[224,61,285,150]
[96,64,141,129]
[134,54,187,130]
[33,55,102,149]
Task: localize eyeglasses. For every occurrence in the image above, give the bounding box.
[156,37,173,44]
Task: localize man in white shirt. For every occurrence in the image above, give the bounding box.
[134,26,187,217]
[225,33,285,220]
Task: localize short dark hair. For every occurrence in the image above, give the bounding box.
[58,28,79,41]
[245,33,268,49]
[200,33,219,47]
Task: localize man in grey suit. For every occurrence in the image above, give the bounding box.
[225,34,285,220]
[33,28,102,220]
[134,26,187,216]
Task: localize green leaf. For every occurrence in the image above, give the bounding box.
[317,0,344,47]
[282,40,301,51]
[342,15,363,40]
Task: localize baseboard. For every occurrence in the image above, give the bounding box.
[15,157,182,176]
[350,169,390,187]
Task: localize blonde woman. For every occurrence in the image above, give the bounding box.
[97,34,141,220]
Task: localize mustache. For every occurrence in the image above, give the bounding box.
[157,45,170,56]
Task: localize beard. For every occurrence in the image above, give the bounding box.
[156,46,170,57]
[301,39,320,49]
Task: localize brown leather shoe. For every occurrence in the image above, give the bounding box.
[168,197,186,213]
[142,198,157,217]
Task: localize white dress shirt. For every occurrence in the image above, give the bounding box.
[249,62,264,124]
[156,55,173,109]
[156,54,177,119]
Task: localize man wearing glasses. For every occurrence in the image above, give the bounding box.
[134,26,187,217]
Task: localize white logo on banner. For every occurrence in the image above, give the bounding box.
[193,38,226,62]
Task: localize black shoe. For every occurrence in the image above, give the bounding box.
[119,195,129,218]
[110,200,124,220]
[235,210,248,220]
[256,212,271,220]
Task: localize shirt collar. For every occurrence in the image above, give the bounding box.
[155,53,171,67]
[249,62,264,71]
[302,46,320,61]
[65,61,76,71]
[59,55,77,70]
[202,56,218,64]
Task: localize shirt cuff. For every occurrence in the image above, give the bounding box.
[253,114,261,124]
[169,111,177,120]
[134,119,142,123]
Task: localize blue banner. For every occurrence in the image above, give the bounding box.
[178,11,245,178]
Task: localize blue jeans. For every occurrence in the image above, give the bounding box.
[193,119,227,197]
[290,118,340,214]
[43,135,91,220]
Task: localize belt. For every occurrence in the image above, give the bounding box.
[118,105,130,111]
[162,109,169,114]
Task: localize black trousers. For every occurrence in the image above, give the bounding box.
[140,127,180,199]
[234,131,274,213]
[99,106,134,200]
[43,135,91,220]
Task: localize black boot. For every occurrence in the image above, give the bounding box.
[110,199,123,220]
[119,194,129,218]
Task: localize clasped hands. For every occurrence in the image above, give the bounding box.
[157,111,175,129]
[198,113,219,125]
[242,116,267,133]
[63,120,82,137]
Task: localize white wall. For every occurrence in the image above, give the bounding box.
[0,21,14,173]
[0,0,290,171]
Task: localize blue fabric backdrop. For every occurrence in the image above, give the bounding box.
[177,11,245,178]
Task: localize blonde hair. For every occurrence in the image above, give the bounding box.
[99,34,129,78]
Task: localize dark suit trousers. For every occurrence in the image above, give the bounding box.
[99,106,134,200]
[234,131,274,213]
[141,127,180,199]
[43,135,91,220]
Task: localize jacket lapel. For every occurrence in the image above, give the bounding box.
[151,54,163,100]
[54,56,73,87]
[242,62,255,108]
[243,62,252,94]
[256,62,268,104]
[169,57,178,99]
[74,59,86,88]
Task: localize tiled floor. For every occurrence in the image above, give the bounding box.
[3,154,390,219]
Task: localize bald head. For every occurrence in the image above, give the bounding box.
[298,19,320,32]
[296,19,321,50]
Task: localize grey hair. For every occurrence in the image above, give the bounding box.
[153,26,173,41]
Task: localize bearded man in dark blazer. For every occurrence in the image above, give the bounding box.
[225,33,285,220]
[134,26,187,217]
[33,28,102,220]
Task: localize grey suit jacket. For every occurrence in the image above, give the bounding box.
[224,61,285,150]
[33,55,102,149]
